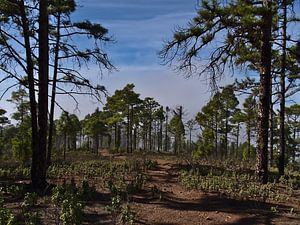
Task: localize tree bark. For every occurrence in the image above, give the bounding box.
[269,97,274,167]
[164,107,169,151]
[126,106,130,153]
[48,8,61,167]
[64,132,67,160]
[256,0,272,184]
[19,1,39,189]
[236,122,240,158]
[278,0,287,176]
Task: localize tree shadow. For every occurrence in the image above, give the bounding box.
[132,190,299,225]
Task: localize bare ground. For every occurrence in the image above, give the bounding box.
[130,159,300,225]
[2,154,300,225]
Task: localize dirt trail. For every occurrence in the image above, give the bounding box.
[131,159,299,225]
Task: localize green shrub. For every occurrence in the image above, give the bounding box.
[21,193,42,225]
[119,204,134,225]
[51,184,84,225]
[0,196,16,225]
[60,195,83,225]
[77,180,96,201]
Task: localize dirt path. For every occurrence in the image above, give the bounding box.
[131,159,300,225]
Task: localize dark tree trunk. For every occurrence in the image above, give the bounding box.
[87,136,90,151]
[48,9,61,167]
[94,135,99,154]
[256,0,272,184]
[19,1,39,189]
[117,125,121,150]
[130,106,134,153]
[214,113,218,158]
[189,129,192,152]
[143,129,147,151]
[133,127,137,151]
[269,99,274,167]
[292,128,296,163]
[100,135,103,149]
[149,121,152,151]
[31,0,49,190]
[164,108,169,151]
[64,132,67,160]
[247,119,251,158]
[114,123,117,149]
[278,0,287,176]
[236,122,240,158]
[108,133,111,149]
[126,105,130,153]
[158,120,163,152]
[225,114,229,157]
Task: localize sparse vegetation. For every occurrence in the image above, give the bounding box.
[0,0,299,224]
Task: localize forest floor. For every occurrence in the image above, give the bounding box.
[1,150,300,225]
[130,158,300,225]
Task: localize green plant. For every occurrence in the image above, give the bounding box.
[119,204,135,225]
[51,184,84,225]
[21,193,42,225]
[24,212,42,225]
[127,173,145,194]
[4,184,26,198]
[51,185,66,206]
[0,196,16,225]
[60,195,83,225]
[21,193,38,212]
[77,180,96,201]
[270,206,278,213]
[143,159,158,170]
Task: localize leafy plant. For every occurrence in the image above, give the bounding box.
[119,204,135,225]
[21,193,38,212]
[60,195,83,225]
[77,180,96,201]
[21,193,42,225]
[0,196,16,225]
[51,184,84,225]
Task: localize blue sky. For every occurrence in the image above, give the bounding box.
[55,0,232,120]
[1,0,223,122]
[2,0,298,122]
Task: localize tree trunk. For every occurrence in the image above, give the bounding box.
[149,121,152,151]
[94,135,99,154]
[130,106,134,153]
[236,122,240,158]
[19,1,40,189]
[127,106,130,153]
[108,133,112,149]
[48,9,61,167]
[247,119,251,158]
[31,0,49,190]
[256,0,272,184]
[269,100,274,167]
[214,113,218,158]
[278,0,287,176]
[133,127,137,151]
[64,132,67,160]
[114,123,117,149]
[225,114,229,157]
[164,109,169,151]
[158,120,163,152]
[189,129,192,152]
[117,125,121,150]
[292,128,296,163]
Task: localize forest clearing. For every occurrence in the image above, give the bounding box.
[0,150,299,224]
[0,0,300,224]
